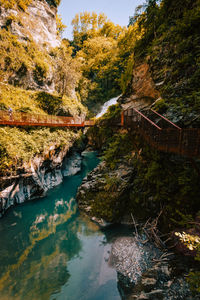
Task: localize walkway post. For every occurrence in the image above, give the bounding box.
[121,111,124,126]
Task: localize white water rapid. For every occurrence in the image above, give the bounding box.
[95,95,121,118]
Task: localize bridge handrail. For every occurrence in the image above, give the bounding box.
[124,108,162,130]
[0,110,93,127]
[122,107,200,157]
[150,109,181,130]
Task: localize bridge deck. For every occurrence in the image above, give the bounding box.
[0,110,94,127]
[1,108,200,158]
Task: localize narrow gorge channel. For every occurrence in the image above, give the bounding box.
[0,151,124,300]
[0,98,129,300]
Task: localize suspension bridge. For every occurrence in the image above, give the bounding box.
[0,108,200,157]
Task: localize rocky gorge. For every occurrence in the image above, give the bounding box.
[0,0,199,298]
[75,58,200,298]
[76,155,200,300]
[0,136,83,218]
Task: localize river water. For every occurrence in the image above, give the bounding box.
[95,96,119,119]
[0,151,130,300]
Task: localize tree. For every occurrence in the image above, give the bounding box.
[56,14,67,37]
[55,41,81,97]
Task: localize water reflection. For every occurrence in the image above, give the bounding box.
[0,152,121,300]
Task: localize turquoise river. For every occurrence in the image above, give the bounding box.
[0,151,130,300]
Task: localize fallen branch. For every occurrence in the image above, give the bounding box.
[131,213,139,238]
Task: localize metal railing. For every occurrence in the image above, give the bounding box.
[0,110,95,127]
[1,107,200,157]
[122,108,200,157]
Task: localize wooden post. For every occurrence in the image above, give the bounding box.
[121,111,124,126]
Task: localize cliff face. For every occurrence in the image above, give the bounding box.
[0,0,86,217]
[0,0,61,92]
[0,144,82,218]
[0,0,60,49]
[121,63,160,111]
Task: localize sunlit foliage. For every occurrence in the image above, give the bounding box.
[71,12,141,112]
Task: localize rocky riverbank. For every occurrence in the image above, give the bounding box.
[77,160,135,225]
[111,235,200,300]
[76,157,200,300]
[0,144,83,218]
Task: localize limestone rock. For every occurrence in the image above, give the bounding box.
[132,63,160,101]
[0,0,60,49]
[0,0,61,92]
[0,148,81,217]
[76,161,134,223]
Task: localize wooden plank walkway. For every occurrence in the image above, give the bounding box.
[1,108,200,157]
[121,108,200,158]
[0,110,94,127]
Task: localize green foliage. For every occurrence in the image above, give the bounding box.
[0,0,32,10]
[188,271,200,293]
[175,229,200,292]
[0,83,46,114]
[132,0,200,118]
[0,0,61,9]
[91,191,120,222]
[71,12,135,113]
[153,98,169,113]
[56,14,67,37]
[103,131,135,169]
[117,22,142,93]
[120,55,134,94]
[36,92,62,115]
[0,84,86,176]
[0,127,80,176]
[70,11,143,112]
[87,104,121,149]
[76,34,122,111]
[0,29,82,100]
[0,9,87,178]
[90,175,125,222]
[36,91,87,117]
[0,83,86,117]
[0,29,51,85]
[46,0,61,7]
[33,59,49,86]
[54,41,82,97]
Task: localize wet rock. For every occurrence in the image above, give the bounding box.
[62,152,82,177]
[109,236,162,300]
[138,293,149,300]
[111,237,144,284]
[0,148,81,217]
[143,268,159,279]
[160,265,171,278]
[115,246,198,300]
[141,277,157,292]
[76,161,134,222]
[146,289,164,299]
